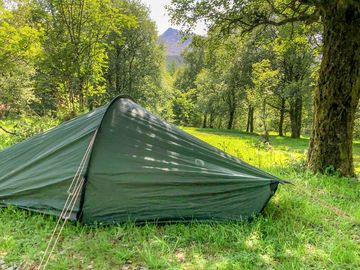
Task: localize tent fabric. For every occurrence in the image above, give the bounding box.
[0,105,107,220]
[0,96,281,224]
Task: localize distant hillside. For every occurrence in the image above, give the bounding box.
[158,28,191,65]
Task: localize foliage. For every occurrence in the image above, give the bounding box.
[106,0,165,112]
[0,0,43,117]
[0,116,59,149]
[35,0,136,115]
[170,23,317,137]
[172,88,197,125]
[0,0,169,120]
[252,59,280,140]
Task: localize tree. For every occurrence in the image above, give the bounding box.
[307,2,359,176]
[172,37,206,125]
[241,32,271,134]
[36,0,135,115]
[172,88,197,125]
[0,1,43,117]
[252,59,280,142]
[174,38,205,93]
[197,34,249,130]
[106,0,164,109]
[273,23,316,138]
[168,0,360,176]
[208,40,241,130]
[195,69,221,128]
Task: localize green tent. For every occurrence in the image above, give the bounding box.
[0,96,282,224]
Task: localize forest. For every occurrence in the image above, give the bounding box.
[0,0,359,269]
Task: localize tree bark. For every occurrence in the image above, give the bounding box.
[307,3,360,176]
[289,96,302,139]
[278,98,285,136]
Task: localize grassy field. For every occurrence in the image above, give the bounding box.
[0,125,359,269]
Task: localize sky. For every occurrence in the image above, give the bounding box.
[140,0,207,35]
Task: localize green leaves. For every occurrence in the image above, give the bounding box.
[0,1,44,116]
[36,0,137,114]
[106,0,164,110]
[0,4,43,71]
[1,0,166,118]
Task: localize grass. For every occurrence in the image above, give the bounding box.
[0,125,359,269]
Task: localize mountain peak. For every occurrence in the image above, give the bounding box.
[159,27,192,60]
[162,27,180,36]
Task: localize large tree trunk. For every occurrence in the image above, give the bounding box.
[289,97,302,139]
[278,98,285,136]
[307,3,360,176]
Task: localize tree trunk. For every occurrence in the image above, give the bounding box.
[226,88,237,130]
[307,3,360,176]
[249,107,254,133]
[202,113,207,128]
[278,98,285,136]
[289,97,302,139]
[246,106,251,132]
[261,99,269,142]
[246,106,254,133]
[79,84,84,112]
[218,118,222,129]
[115,47,122,93]
[209,112,215,128]
[227,107,235,130]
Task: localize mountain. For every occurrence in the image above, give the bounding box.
[158,28,191,65]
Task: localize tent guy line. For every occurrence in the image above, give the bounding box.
[38,130,98,270]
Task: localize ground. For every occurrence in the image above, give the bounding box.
[0,124,359,269]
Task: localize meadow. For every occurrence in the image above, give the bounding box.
[0,124,359,269]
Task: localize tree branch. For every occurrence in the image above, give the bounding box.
[215,1,320,35]
[0,125,16,135]
[240,10,319,34]
[267,102,290,113]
